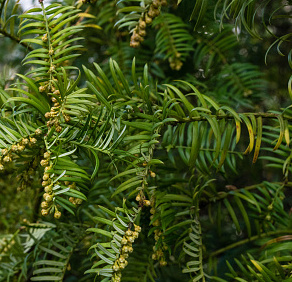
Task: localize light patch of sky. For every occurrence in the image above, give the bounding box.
[20,0,53,12]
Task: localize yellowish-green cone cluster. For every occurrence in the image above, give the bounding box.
[111,224,142,282]
[135,190,151,207]
[0,237,16,262]
[168,52,183,71]
[149,196,168,266]
[130,0,167,48]
[40,151,62,218]
[44,89,70,133]
[66,180,83,206]
[40,158,82,218]
[0,128,42,175]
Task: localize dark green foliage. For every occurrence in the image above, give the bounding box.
[0,0,292,281]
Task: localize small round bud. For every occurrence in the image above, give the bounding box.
[148,6,160,18]
[112,264,119,271]
[145,14,153,23]
[0,164,4,171]
[30,137,37,144]
[265,215,271,221]
[139,19,146,29]
[42,34,48,42]
[121,238,128,245]
[45,194,53,202]
[132,33,142,42]
[127,236,135,243]
[69,197,75,203]
[119,263,126,269]
[3,156,11,163]
[69,183,76,189]
[152,0,160,8]
[53,90,60,96]
[49,65,55,72]
[45,166,52,172]
[44,186,52,193]
[122,246,129,253]
[119,256,125,263]
[64,115,71,123]
[11,145,18,152]
[17,145,25,151]
[134,224,141,232]
[1,148,8,156]
[132,231,139,239]
[125,230,133,236]
[54,210,61,219]
[49,49,54,55]
[153,219,160,226]
[21,139,28,147]
[128,246,133,253]
[45,112,51,119]
[42,180,50,187]
[40,159,49,167]
[152,254,157,260]
[41,209,49,216]
[75,198,83,205]
[44,152,51,159]
[51,97,57,103]
[138,29,146,37]
[130,40,140,48]
[150,171,156,178]
[35,128,42,135]
[160,260,167,266]
[136,195,141,202]
[267,204,273,210]
[144,200,151,206]
[56,126,62,133]
[39,85,46,92]
[41,201,49,209]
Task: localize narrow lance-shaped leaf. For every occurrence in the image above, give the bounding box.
[284,119,290,147]
[273,115,284,151]
[217,123,233,170]
[253,116,262,163]
[239,114,255,154]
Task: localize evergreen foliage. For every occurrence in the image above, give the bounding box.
[0,0,291,281]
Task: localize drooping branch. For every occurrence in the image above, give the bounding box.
[209,229,292,258]
[168,112,292,124]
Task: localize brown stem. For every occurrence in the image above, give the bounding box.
[209,229,292,258]
[168,112,292,124]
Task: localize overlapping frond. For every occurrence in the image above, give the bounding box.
[30,223,85,281]
[152,13,194,70]
[86,203,141,281]
[19,3,83,82]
